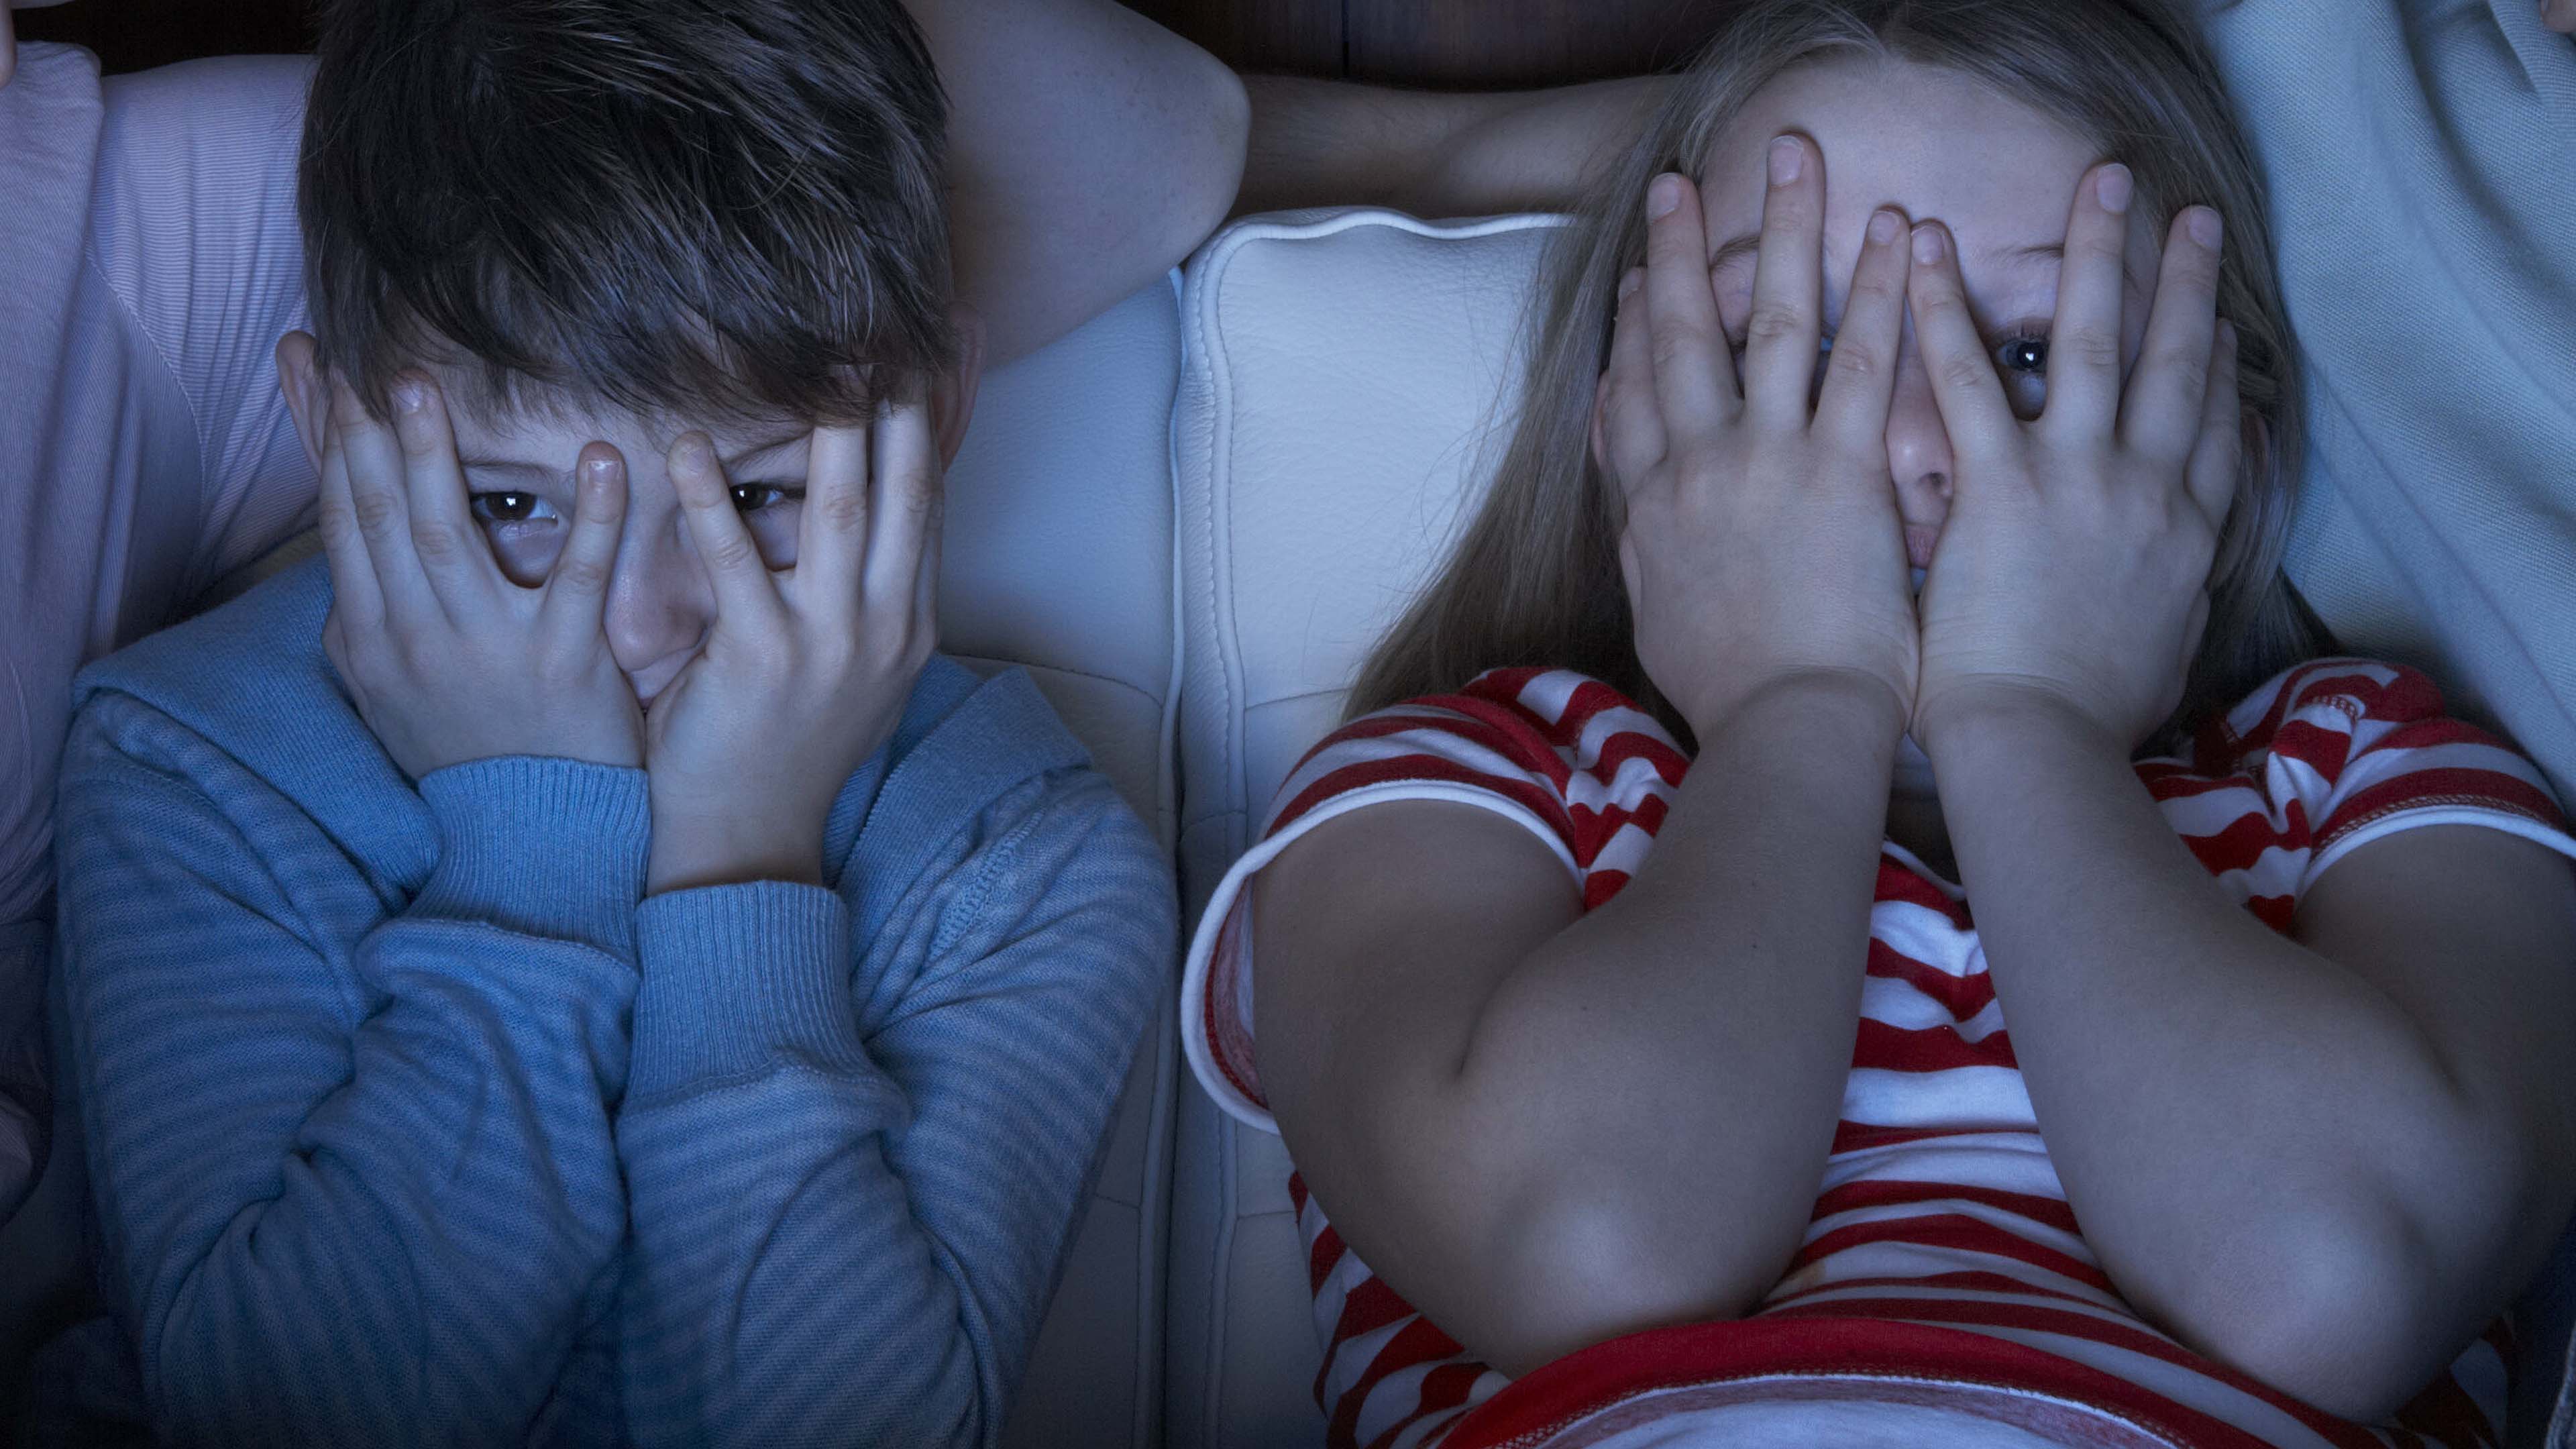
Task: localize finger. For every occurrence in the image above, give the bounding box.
[1813,206,1911,455]
[313,398,386,629]
[388,373,498,608]
[331,374,439,616]
[797,419,871,606]
[2040,162,2137,436]
[1600,268,1668,490]
[2121,207,2224,466]
[863,393,943,621]
[1904,222,2015,459]
[1741,134,1826,426]
[1640,172,1736,443]
[541,443,629,638]
[668,430,784,630]
[2182,321,2242,527]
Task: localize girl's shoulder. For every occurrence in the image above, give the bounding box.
[2183,655,2548,792]
[2149,657,2571,920]
[1256,669,1684,904]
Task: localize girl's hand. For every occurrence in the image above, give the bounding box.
[1906,166,2241,755]
[317,372,641,779]
[1597,144,1918,744]
[641,396,941,896]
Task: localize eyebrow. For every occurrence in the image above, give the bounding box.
[1707,234,2139,290]
[456,429,808,478]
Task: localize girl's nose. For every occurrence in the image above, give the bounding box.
[1884,349,1956,568]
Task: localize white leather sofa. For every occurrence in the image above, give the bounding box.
[944,277,1186,1449]
[1163,209,1568,1449]
[974,207,1576,1448]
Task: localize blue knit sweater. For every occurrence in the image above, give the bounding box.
[41,557,1176,1447]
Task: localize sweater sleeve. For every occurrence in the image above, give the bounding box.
[52,694,645,1448]
[613,767,1174,1448]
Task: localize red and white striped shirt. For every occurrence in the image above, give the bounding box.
[1179,659,2576,1449]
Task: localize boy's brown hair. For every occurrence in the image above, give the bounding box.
[300,0,956,429]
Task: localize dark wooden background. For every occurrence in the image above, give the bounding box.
[17,0,1715,87]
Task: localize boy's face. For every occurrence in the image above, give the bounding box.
[276,325,981,709]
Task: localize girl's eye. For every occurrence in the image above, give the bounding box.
[1993,333,2050,418]
[469,490,559,525]
[1995,336,2049,374]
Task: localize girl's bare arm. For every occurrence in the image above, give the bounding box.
[909,0,1248,362]
[1234,74,1668,219]
[1256,678,1897,1377]
[1933,710,2576,1421]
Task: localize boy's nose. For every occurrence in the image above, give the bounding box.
[602,533,714,704]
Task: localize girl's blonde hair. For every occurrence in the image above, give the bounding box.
[1347,0,2325,754]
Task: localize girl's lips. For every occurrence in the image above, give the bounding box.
[1904,524,1941,571]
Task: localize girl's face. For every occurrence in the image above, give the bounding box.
[1697,56,2165,569]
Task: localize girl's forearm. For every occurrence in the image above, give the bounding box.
[1927,697,2487,1416]
[1446,676,1899,1364]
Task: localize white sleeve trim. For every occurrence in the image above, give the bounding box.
[1179,780,1581,1136]
[2304,804,2576,896]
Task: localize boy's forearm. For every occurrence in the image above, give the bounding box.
[1236,74,1665,219]
[614,779,1173,1447]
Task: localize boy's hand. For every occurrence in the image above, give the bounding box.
[317,373,642,779]
[641,397,941,896]
[1597,148,1918,747]
[2546,0,2575,37]
[1907,166,2239,757]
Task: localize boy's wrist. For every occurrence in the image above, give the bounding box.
[645,805,828,898]
[413,758,651,947]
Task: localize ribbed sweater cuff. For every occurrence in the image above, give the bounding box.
[411,757,651,956]
[627,881,877,1100]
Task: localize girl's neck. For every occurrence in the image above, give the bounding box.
[1884,789,1958,886]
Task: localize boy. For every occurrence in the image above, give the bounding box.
[0,0,1242,1227]
[39,1,1177,1442]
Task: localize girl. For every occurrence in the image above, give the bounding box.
[1180,2,2576,1446]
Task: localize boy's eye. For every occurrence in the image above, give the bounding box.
[469,491,559,525]
[730,483,802,514]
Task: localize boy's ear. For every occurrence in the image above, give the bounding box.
[276,331,331,480]
[930,303,986,468]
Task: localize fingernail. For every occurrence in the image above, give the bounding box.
[2097,164,2134,214]
[1617,268,1642,301]
[1648,174,1682,219]
[2218,319,2239,352]
[1911,223,1945,265]
[1768,136,1802,186]
[679,433,714,470]
[393,378,425,414]
[2187,206,2223,251]
[1868,208,1902,246]
[585,453,617,481]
